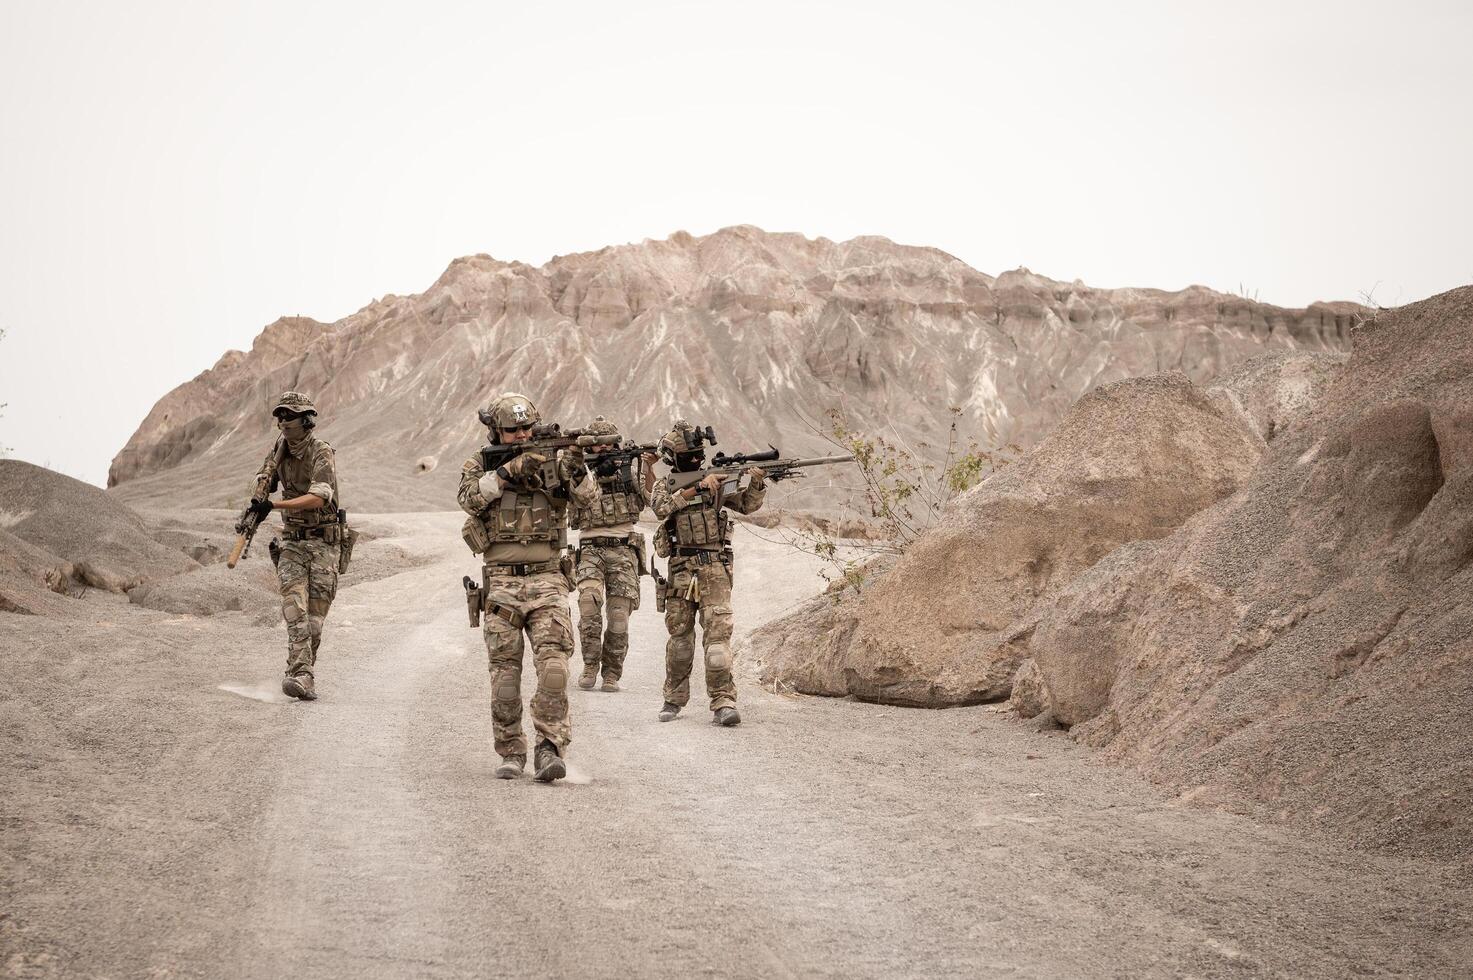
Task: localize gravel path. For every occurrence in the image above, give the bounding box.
[2,513,1469,978]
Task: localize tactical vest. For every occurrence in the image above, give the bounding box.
[666,499,730,550]
[487,487,569,549]
[571,475,641,530]
[279,438,340,529]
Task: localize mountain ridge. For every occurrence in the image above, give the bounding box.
[108,225,1360,512]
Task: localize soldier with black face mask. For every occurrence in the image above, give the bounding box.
[245,391,342,701]
[649,419,766,727]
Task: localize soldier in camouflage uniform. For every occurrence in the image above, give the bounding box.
[244,391,342,701]
[458,393,600,782]
[649,420,766,727]
[570,415,655,693]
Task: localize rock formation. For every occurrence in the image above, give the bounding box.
[748,352,1344,705]
[0,459,200,613]
[107,226,1357,512]
[752,288,1472,860]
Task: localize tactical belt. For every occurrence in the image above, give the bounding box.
[483,558,562,577]
[580,535,636,548]
[283,525,334,542]
[672,546,732,566]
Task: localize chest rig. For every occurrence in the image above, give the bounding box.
[664,495,731,552]
[279,438,338,529]
[571,469,641,530]
[461,446,572,557]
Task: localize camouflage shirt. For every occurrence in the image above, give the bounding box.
[258,435,338,528]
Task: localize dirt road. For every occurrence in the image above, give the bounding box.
[2,513,1469,978]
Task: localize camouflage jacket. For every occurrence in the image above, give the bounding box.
[257,435,338,529]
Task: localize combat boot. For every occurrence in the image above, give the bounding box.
[282,674,317,701]
[600,674,620,693]
[534,740,566,783]
[495,755,525,779]
[577,662,598,690]
[713,706,741,727]
[658,701,681,722]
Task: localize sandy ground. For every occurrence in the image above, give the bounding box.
[1,513,1470,979]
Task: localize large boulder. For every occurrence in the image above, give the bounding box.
[1026,288,1473,860]
[751,356,1342,705]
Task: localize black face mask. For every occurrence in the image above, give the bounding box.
[674,450,705,473]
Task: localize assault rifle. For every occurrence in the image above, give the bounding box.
[587,441,660,482]
[228,436,287,568]
[476,422,623,485]
[663,446,855,495]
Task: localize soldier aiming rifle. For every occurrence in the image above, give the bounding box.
[649,420,853,726]
[458,393,611,783]
[569,416,659,692]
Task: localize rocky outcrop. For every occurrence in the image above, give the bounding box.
[755,288,1473,860]
[748,353,1343,706]
[1028,290,1473,859]
[106,226,1357,512]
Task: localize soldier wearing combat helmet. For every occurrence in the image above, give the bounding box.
[569,415,656,692]
[245,391,343,701]
[458,392,600,782]
[649,419,766,726]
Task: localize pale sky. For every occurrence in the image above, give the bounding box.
[1,0,1469,485]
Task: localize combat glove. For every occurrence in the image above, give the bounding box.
[497,451,547,482]
[248,498,275,518]
[558,445,587,483]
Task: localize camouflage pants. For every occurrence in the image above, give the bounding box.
[276,537,340,679]
[482,569,575,759]
[663,556,736,711]
[576,542,641,682]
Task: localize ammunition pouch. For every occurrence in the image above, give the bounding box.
[462,515,492,555]
[672,504,727,548]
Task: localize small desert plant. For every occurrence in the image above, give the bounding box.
[768,407,1016,596]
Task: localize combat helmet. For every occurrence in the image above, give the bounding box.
[659,418,715,467]
[481,392,541,432]
[586,414,619,436]
[272,391,317,418]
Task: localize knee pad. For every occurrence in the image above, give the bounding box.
[493,669,522,702]
[578,591,602,618]
[705,643,732,671]
[606,597,633,633]
[540,659,567,694]
[667,636,696,665]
